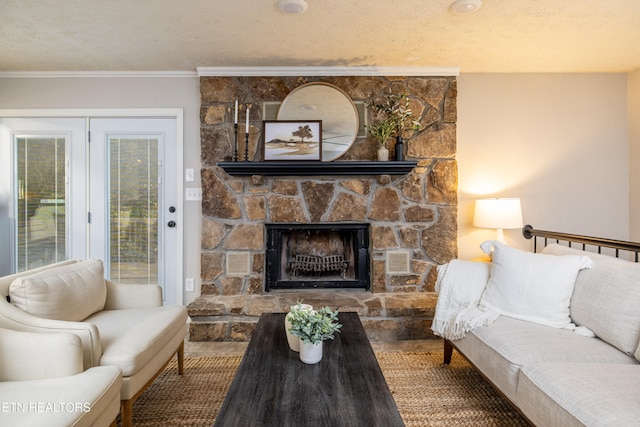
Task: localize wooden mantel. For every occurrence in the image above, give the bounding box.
[217,161,418,176]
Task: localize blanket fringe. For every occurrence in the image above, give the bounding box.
[431,260,497,341]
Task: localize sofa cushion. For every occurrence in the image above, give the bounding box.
[517,362,640,427]
[86,305,187,376]
[0,365,121,427]
[0,328,84,381]
[479,240,593,329]
[542,244,640,357]
[9,259,107,322]
[453,316,638,402]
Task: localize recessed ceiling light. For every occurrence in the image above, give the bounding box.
[276,0,308,14]
[449,0,483,15]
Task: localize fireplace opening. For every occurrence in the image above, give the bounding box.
[265,223,370,291]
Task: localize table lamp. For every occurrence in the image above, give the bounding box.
[473,198,523,244]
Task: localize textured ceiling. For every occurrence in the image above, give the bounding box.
[1,0,639,73]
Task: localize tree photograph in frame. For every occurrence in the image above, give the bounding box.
[263,120,322,161]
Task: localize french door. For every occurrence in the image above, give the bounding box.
[0,113,182,304]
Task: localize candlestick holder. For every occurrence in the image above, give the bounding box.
[244,132,250,162]
[233,123,238,162]
[233,123,239,162]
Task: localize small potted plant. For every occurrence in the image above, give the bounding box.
[365,117,395,161]
[366,94,420,161]
[287,305,342,364]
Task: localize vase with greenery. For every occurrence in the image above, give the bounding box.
[287,305,342,364]
[365,117,394,161]
[366,94,420,161]
[284,302,313,352]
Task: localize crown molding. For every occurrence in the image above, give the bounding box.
[196,66,460,77]
[0,108,184,117]
[0,67,461,78]
[0,71,197,78]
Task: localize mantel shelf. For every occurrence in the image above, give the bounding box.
[217,161,418,176]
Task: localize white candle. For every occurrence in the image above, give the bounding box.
[234,99,238,124]
[245,107,250,132]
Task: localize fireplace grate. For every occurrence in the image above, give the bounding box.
[289,254,349,277]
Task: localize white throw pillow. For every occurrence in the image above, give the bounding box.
[479,240,593,329]
[543,244,640,357]
[9,259,107,321]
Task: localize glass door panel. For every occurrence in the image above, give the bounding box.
[0,118,86,276]
[15,136,67,271]
[109,137,159,284]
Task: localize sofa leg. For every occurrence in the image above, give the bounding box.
[177,340,184,375]
[117,341,185,426]
[121,399,133,427]
[444,340,454,365]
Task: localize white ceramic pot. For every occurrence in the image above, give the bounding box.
[299,340,323,364]
[377,147,389,161]
[284,303,313,352]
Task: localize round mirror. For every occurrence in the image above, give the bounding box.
[277,82,359,162]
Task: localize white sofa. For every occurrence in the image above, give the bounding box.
[0,259,189,427]
[437,241,640,426]
[0,328,122,427]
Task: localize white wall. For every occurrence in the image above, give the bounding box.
[0,72,633,301]
[457,73,629,260]
[0,76,203,304]
[629,69,640,241]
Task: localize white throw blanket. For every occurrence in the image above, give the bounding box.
[431,260,500,340]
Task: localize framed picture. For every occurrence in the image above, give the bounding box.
[263,120,322,161]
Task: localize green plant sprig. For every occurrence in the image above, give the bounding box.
[366,94,420,141]
[287,305,342,345]
[364,117,396,148]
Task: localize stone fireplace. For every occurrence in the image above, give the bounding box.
[265,223,370,291]
[188,75,458,342]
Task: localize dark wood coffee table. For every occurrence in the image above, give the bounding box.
[214,312,405,426]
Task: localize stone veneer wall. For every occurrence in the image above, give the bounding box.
[190,75,458,341]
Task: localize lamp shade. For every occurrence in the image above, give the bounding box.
[473,198,523,230]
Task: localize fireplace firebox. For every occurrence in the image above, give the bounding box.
[265,223,370,291]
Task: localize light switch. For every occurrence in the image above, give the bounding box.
[185,168,195,182]
[185,188,202,201]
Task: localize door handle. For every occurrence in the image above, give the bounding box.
[167,220,176,228]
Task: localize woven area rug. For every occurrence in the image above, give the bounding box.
[119,352,528,427]
[376,352,528,426]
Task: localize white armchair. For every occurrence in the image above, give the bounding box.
[0,259,188,427]
[0,327,122,427]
